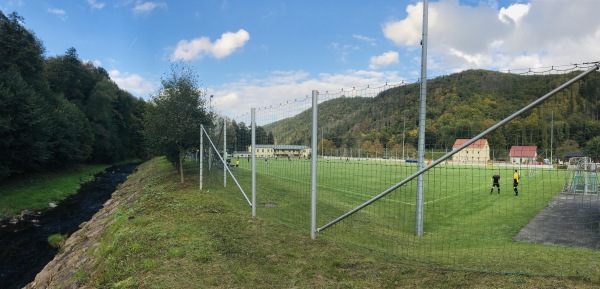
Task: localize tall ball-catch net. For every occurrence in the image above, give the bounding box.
[563,157,599,195]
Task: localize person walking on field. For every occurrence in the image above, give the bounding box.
[513,169,519,196]
[491,172,500,194]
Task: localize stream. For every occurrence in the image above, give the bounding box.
[0,163,138,289]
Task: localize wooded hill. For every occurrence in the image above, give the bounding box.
[265,68,600,160]
[0,12,146,180]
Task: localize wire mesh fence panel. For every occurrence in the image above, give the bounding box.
[314,64,600,276]
[235,97,314,230]
[224,114,254,209]
[198,118,252,209]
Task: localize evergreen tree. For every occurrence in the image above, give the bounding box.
[85,79,120,162]
[0,12,54,178]
[47,95,94,165]
[0,67,53,177]
[0,11,146,181]
[45,47,98,108]
[0,12,46,91]
[236,122,251,150]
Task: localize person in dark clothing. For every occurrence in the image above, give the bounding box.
[491,172,500,194]
[513,170,519,196]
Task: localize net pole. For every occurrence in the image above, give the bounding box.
[310,90,318,240]
[223,118,227,187]
[415,0,429,237]
[550,110,553,165]
[200,124,204,191]
[251,108,257,217]
[208,133,212,171]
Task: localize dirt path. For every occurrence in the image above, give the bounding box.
[514,193,600,250]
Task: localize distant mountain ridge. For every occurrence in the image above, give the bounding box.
[264,69,600,159]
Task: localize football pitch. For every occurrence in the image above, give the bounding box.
[217,157,599,276]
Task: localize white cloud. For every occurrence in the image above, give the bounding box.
[498,3,529,25]
[382,3,423,47]
[212,30,251,59]
[382,0,600,72]
[171,37,212,60]
[353,34,376,45]
[83,59,103,67]
[210,70,405,119]
[369,51,400,70]
[87,0,105,10]
[132,1,166,15]
[109,70,158,98]
[171,29,250,61]
[47,8,67,20]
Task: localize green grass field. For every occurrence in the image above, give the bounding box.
[210,157,599,278]
[0,164,110,217]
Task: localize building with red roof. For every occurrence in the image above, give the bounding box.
[451,139,490,163]
[509,146,537,164]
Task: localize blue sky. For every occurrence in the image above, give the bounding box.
[1,0,599,117]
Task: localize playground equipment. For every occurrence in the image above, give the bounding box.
[562,157,599,195]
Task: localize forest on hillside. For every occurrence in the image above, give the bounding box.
[263,68,600,161]
[0,11,146,180]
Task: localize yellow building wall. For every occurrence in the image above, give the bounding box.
[452,146,490,163]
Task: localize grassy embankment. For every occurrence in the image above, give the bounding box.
[0,164,110,218]
[78,157,598,288]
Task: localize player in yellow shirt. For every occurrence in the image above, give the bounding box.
[513,170,519,196]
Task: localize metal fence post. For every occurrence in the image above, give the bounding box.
[251,108,257,217]
[311,90,318,240]
[415,0,429,237]
[200,124,204,191]
[224,118,227,187]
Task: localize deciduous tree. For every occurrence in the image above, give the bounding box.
[144,63,211,182]
[583,136,600,162]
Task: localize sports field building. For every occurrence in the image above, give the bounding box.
[509,146,538,164]
[451,139,490,163]
[248,145,311,158]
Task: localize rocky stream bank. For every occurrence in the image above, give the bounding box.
[0,164,138,289]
